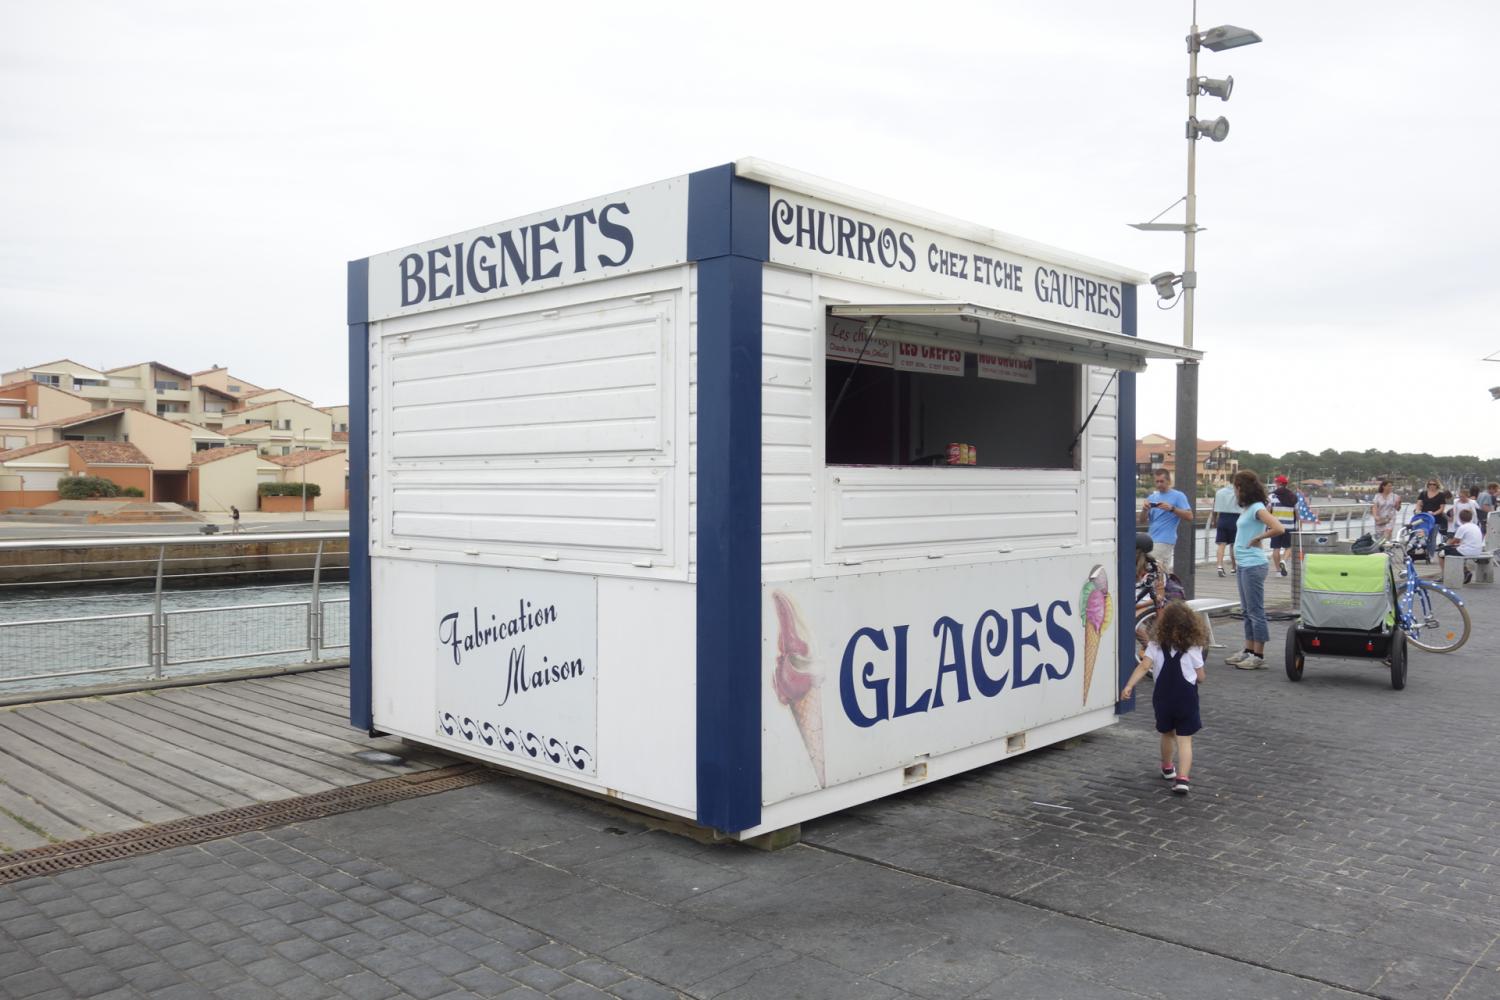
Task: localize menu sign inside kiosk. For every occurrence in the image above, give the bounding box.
[825,317,893,367]
[978,354,1037,384]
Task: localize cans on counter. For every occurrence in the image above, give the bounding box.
[947,443,978,465]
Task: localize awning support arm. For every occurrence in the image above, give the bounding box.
[826,316,882,429]
[1068,369,1119,457]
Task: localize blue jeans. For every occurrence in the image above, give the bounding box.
[1236,563,1269,642]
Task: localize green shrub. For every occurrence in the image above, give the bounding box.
[119,486,145,497]
[58,475,121,499]
[258,481,322,498]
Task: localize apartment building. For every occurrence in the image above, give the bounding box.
[218,398,335,456]
[190,366,264,402]
[1135,433,1240,487]
[0,381,94,450]
[2,357,348,508]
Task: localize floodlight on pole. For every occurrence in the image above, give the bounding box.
[1188,116,1231,142]
[1194,75,1234,100]
[1128,2,1261,600]
[1196,25,1263,52]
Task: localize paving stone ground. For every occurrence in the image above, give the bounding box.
[4,581,1500,999]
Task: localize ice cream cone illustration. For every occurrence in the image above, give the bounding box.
[1080,566,1112,705]
[771,590,826,787]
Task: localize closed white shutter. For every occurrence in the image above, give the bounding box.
[20,470,63,491]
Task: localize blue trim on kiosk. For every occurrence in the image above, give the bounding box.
[689,164,768,833]
[346,257,373,733]
[1115,283,1138,715]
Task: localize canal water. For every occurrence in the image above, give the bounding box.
[0,576,350,696]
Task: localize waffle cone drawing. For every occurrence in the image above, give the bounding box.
[788,685,826,787]
[1082,629,1101,705]
[1080,566,1112,705]
[772,590,827,788]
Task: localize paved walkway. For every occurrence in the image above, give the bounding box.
[4,580,1500,997]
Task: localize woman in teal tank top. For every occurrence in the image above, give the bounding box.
[1227,471,1285,669]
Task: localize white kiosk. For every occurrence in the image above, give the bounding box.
[346,160,1199,839]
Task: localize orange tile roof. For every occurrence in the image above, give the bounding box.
[70,441,151,465]
[0,441,71,462]
[221,422,270,436]
[4,358,106,377]
[35,406,190,433]
[37,407,130,429]
[105,360,193,380]
[332,431,348,442]
[262,449,345,468]
[190,445,259,466]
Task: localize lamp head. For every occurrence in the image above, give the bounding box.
[1489,386,1500,400]
[1195,75,1234,100]
[1188,116,1231,142]
[1197,25,1262,52]
[1149,271,1180,300]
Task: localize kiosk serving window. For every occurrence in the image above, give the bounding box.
[825,315,1080,470]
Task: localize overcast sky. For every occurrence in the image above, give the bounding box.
[3,1,1497,458]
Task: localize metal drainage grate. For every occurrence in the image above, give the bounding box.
[0,763,493,885]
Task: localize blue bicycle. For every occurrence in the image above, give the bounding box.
[1380,519,1471,653]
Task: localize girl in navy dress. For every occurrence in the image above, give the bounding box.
[1121,601,1209,794]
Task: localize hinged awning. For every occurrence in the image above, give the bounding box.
[827,302,1201,373]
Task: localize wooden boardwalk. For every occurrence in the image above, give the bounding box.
[1190,560,1296,611]
[0,668,450,852]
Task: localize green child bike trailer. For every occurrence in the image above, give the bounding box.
[1300,554,1394,631]
[1285,552,1407,690]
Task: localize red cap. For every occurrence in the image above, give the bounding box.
[1274,475,1288,484]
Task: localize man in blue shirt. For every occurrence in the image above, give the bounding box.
[1143,468,1193,573]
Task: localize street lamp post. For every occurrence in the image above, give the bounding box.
[298,427,310,520]
[1134,6,1260,599]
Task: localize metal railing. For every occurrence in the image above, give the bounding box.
[0,532,349,697]
[1137,502,1381,566]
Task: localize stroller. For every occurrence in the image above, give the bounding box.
[1285,549,1407,689]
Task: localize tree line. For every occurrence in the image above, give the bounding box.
[1232,448,1500,491]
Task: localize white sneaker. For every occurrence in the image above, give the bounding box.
[1235,653,1266,670]
[1225,649,1251,666]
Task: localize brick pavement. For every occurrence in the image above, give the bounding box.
[4,584,1499,999]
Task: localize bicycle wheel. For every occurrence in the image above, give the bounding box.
[1406,584,1471,653]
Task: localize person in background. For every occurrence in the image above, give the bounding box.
[1439,508,1484,578]
[1227,470,1285,670]
[1370,480,1400,541]
[1143,468,1193,574]
[1451,486,1479,541]
[230,505,241,534]
[1212,480,1241,577]
[1416,479,1450,560]
[1269,475,1297,577]
[1477,483,1497,535]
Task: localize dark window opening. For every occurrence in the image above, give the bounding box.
[826,351,1081,470]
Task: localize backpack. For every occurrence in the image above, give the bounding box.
[1163,572,1187,603]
